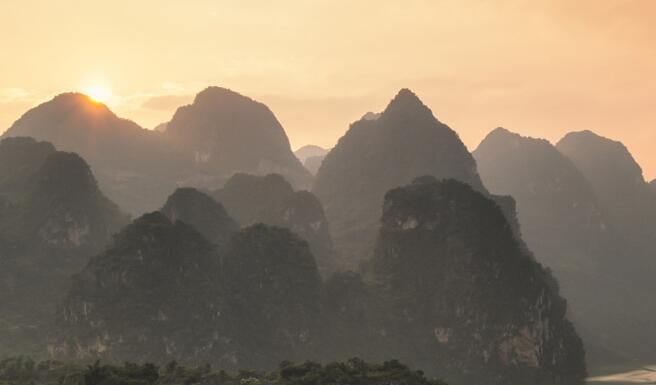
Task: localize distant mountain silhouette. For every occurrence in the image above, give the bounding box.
[364,177,586,384]
[474,128,609,270]
[473,128,656,366]
[294,144,328,163]
[165,87,313,190]
[553,130,656,362]
[557,131,656,272]
[303,155,325,175]
[313,89,488,269]
[0,138,127,358]
[214,173,336,276]
[2,93,184,215]
[3,88,315,215]
[160,188,239,247]
[651,179,656,193]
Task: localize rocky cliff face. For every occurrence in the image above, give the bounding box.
[51,212,230,365]
[365,177,586,385]
[214,173,336,276]
[313,89,487,269]
[165,87,312,190]
[160,188,239,248]
[2,93,184,215]
[0,139,127,358]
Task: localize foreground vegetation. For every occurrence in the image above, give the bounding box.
[0,357,447,385]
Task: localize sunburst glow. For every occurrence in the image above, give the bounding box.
[84,84,113,104]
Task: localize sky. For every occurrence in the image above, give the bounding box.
[1,0,655,178]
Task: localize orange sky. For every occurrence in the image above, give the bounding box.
[1,0,655,178]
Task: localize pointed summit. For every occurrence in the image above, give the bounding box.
[313,89,485,269]
[380,88,433,122]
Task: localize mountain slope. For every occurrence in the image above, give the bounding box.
[165,87,312,190]
[222,224,322,368]
[160,188,239,247]
[51,212,229,364]
[0,141,127,358]
[294,145,328,164]
[556,131,656,274]
[0,137,55,202]
[2,93,184,214]
[474,128,609,270]
[313,89,486,269]
[367,177,586,385]
[214,173,336,276]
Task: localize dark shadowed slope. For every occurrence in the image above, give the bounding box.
[51,212,228,365]
[160,187,239,248]
[313,89,486,269]
[214,173,336,276]
[0,140,127,358]
[165,87,313,190]
[2,93,185,215]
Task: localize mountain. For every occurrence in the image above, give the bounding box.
[473,128,610,270]
[294,145,328,164]
[366,177,586,385]
[165,87,313,190]
[160,188,239,247]
[214,173,336,276]
[556,131,656,274]
[2,93,185,215]
[0,137,55,202]
[0,140,127,358]
[51,212,229,365]
[303,155,326,175]
[313,89,486,269]
[53,217,323,370]
[555,130,656,362]
[651,179,656,193]
[473,128,656,365]
[222,224,322,368]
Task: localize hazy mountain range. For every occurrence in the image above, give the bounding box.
[1,85,654,384]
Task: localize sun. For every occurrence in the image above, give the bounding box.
[84,84,113,104]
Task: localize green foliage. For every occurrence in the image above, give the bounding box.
[0,358,445,385]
